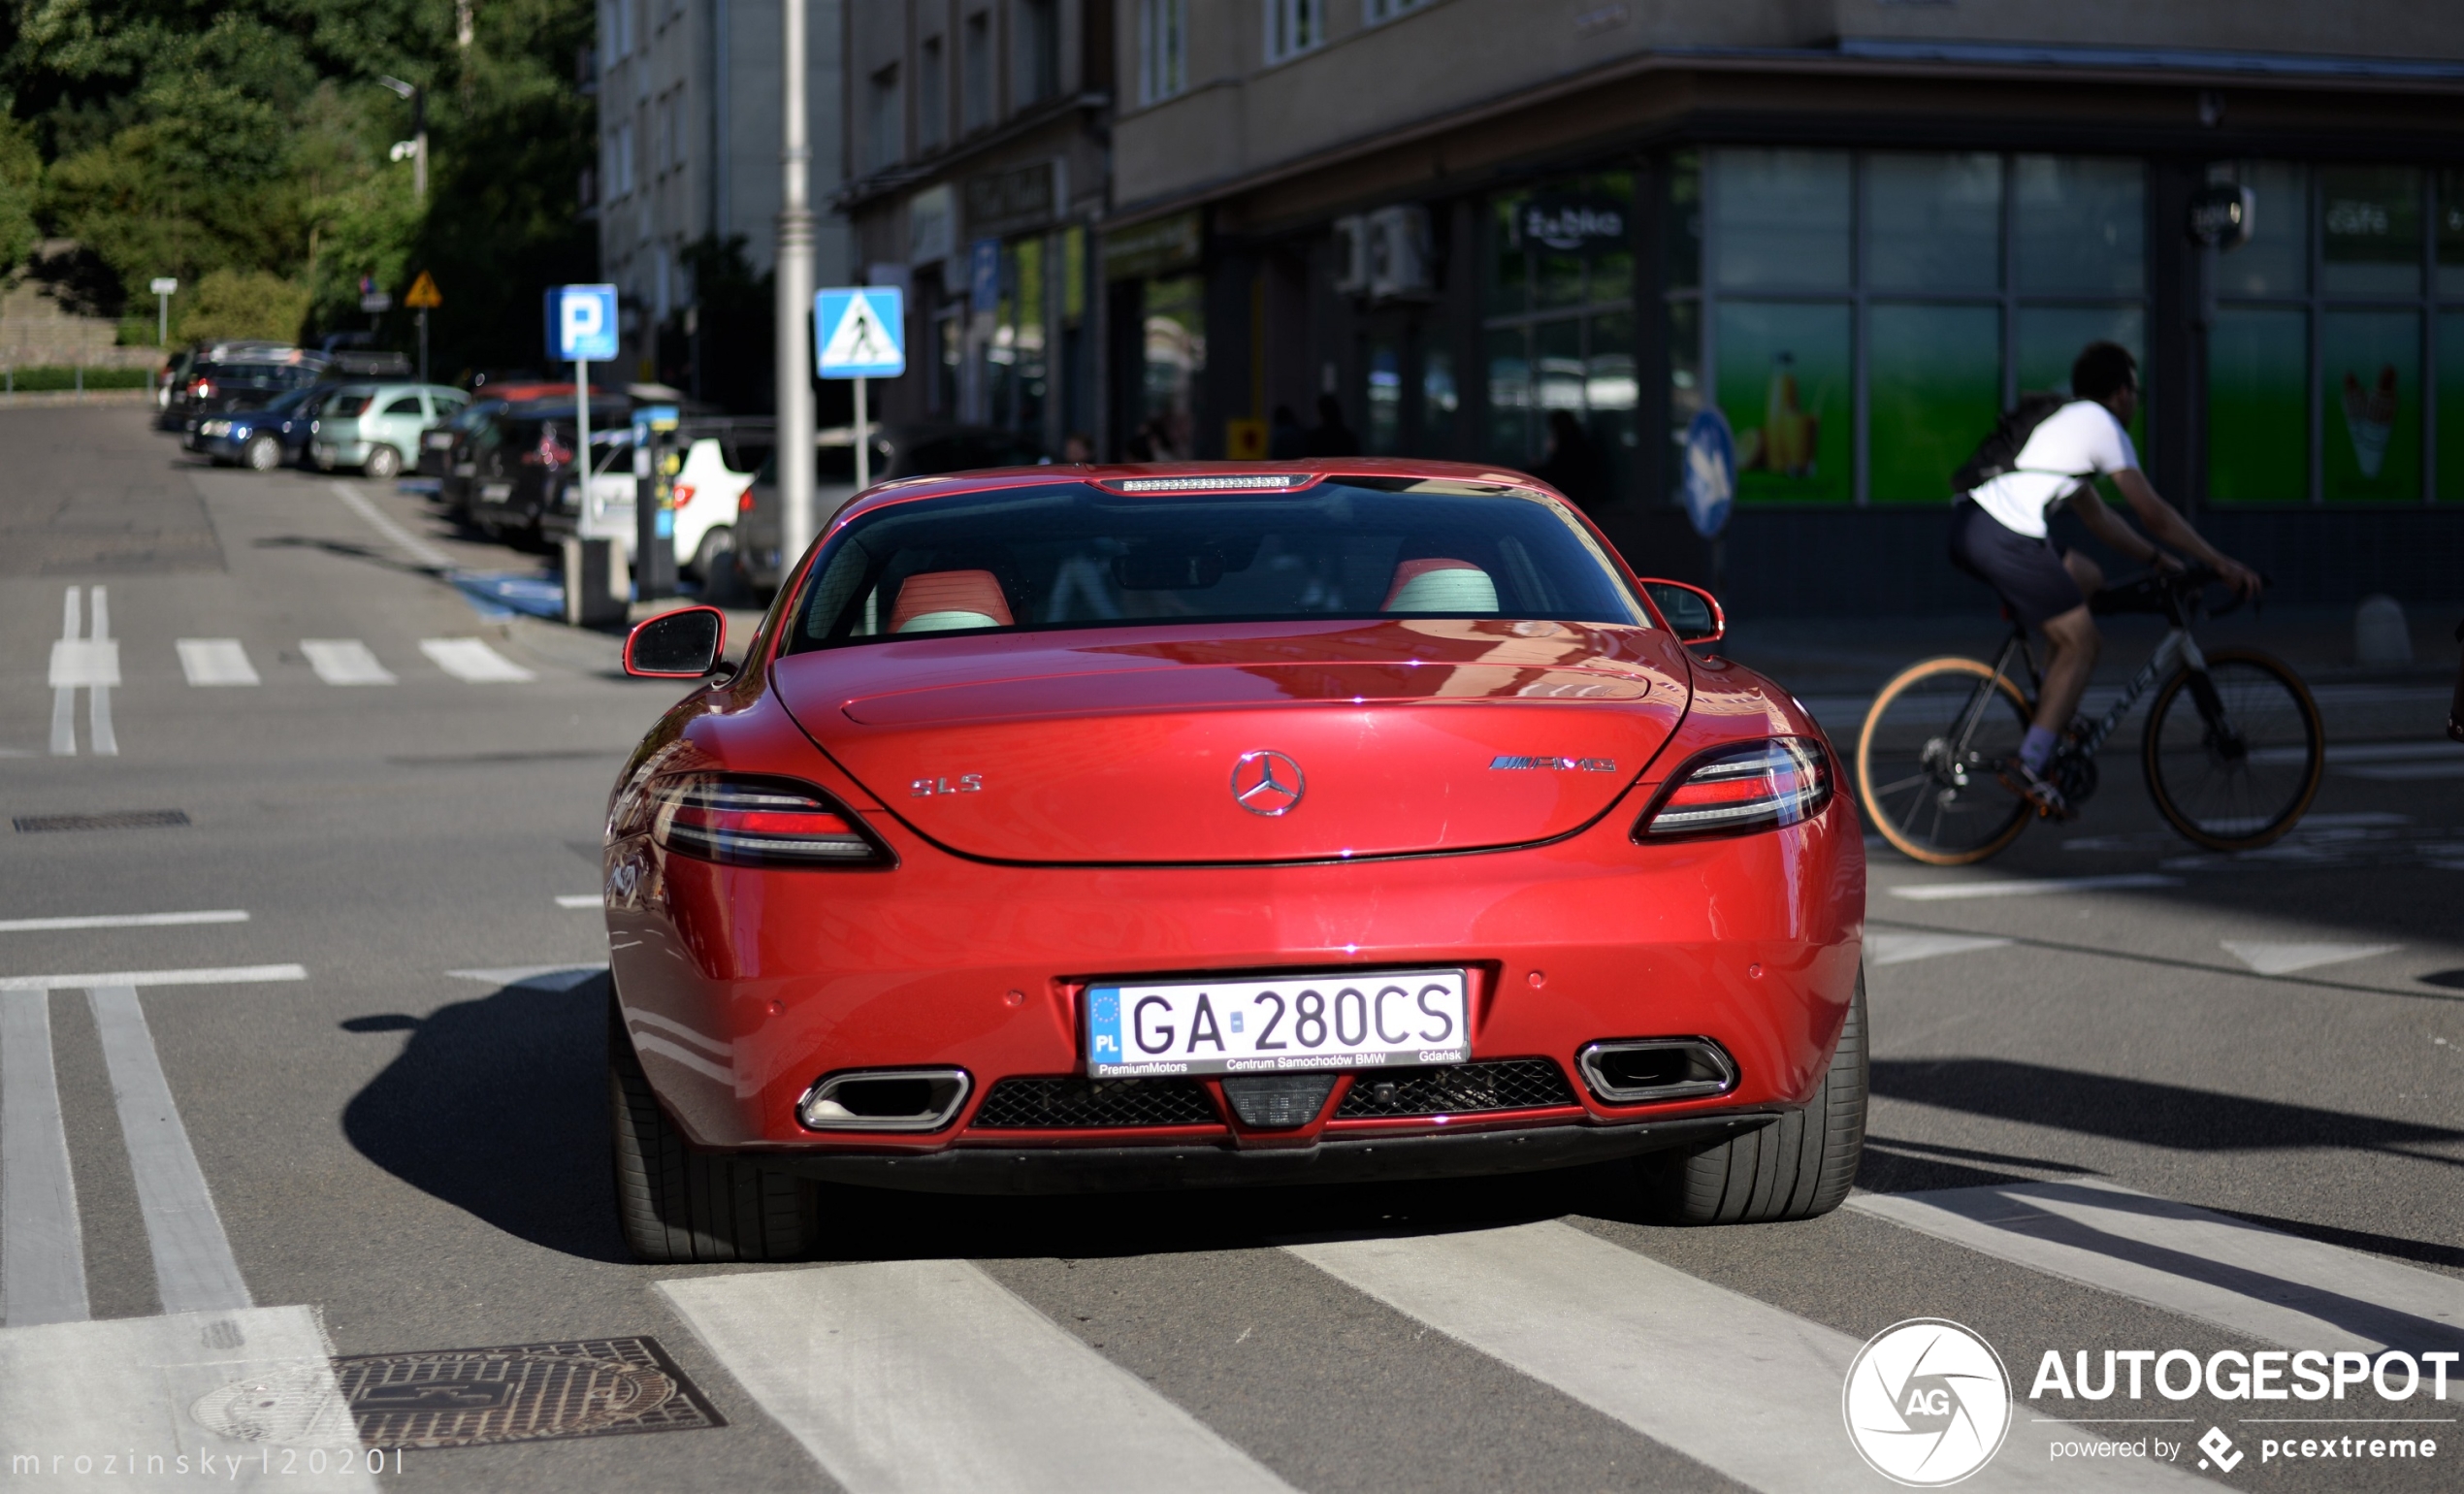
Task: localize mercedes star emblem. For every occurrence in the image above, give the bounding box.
[1230,749,1306,816]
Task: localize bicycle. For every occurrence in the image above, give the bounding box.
[1855,568,2324,865]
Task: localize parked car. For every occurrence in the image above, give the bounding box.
[464,399,630,545]
[666,435,764,587]
[731,425,1046,596]
[601,459,1864,1261]
[172,352,328,439]
[542,428,639,547]
[309,382,470,478]
[432,383,575,509]
[158,341,299,427]
[190,384,329,470]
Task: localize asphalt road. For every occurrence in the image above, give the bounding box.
[1,405,2458,1493]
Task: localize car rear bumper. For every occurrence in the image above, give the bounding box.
[764,1110,1779,1194]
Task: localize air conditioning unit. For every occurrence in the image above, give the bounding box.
[1366,205,1434,301]
[1330,215,1370,294]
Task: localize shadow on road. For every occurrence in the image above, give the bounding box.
[340,973,632,1264]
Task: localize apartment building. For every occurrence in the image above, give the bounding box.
[836,1,1115,455]
[1104,0,2464,613]
[593,0,852,404]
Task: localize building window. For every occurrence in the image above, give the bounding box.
[1483,173,1637,504]
[609,121,635,198]
[2209,161,2455,504]
[1265,0,1324,64]
[866,63,903,174]
[1363,0,1431,23]
[962,11,993,132]
[1016,0,1059,106]
[918,35,947,151]
[1138,0,1186,104]
[1668,147,2151,508]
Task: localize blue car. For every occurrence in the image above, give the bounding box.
[192,384,330,471]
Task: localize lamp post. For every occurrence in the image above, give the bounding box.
[377,76,427,203]
[775,0,814,569]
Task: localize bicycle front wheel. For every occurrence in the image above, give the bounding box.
[2142,649,2322,852]
[1857,657,2034,865]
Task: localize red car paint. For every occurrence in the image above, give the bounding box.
[605,460,1864,1186]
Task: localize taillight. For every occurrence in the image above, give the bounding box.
[190,378,213,399]
[522,437,573,468]
[1635,737,1832,841]
[671,483,697,508]
[738,489,756,513]
[647,775,892,868]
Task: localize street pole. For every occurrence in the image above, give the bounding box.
[576,356,591,588]
[854,376,868,492]
[418,309,430,384]
[157,292,169,346]
[775,0,815,570]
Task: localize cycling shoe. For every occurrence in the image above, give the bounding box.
[1999,759,2076,820]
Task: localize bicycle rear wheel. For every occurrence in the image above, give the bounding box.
[2142,649,2322,851]
[1857,657,2034,865]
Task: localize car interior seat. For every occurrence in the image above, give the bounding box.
[1382,557,1500,613]
[890,569,1016,633]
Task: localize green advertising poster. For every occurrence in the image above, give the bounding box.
[2321,309,2420,503]
[2208,309,2308,503]
[1867,303,2001,503]
[1715,301,1851,504]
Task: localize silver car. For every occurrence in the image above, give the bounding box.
[310,383,470,479]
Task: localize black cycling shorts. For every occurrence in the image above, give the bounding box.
[1948,498,2085,628]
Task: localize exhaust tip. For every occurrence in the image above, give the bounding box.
[798,1068,972,1131]
[1575,1039,1737,1104]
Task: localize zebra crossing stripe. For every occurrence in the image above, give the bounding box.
[178,638,261,686]
[299,639,395,686]
[0,991,88,1326]
[660,1260,1296,1494]
[1286,1221,2198,1491]
[1849,1181,2464,1355]
[418,637,535,682]
[87,987,253,1315]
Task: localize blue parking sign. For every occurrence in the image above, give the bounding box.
[813,287,906,379]
[545,284,620,362]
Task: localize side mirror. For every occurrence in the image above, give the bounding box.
[1639,579,1726,645]
[625,605,728,678]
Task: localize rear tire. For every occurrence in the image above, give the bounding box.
[363,444,403,479]
[695,528,744,604]
[1633,973,1867,1225]
[609,995,817,1263]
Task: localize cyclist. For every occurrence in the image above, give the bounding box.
[1948,341,2261,817]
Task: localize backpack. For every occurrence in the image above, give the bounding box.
[1950,391,2071,495]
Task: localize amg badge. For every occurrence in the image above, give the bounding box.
[1490,755,1617,772]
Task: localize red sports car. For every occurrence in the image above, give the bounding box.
[604,461,1866,1261]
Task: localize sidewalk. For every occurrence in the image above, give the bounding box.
[1721,602,2460,747]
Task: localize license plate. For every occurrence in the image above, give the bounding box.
[1086,970,1471,1079]
[426,433,453,448]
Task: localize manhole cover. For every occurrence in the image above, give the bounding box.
[330,1337,723,1449]
[15,809,191,832]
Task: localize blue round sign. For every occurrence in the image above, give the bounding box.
[1680,408,1736,540]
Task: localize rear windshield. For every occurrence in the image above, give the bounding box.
[781,478,1647,651]
[327,394,373,417]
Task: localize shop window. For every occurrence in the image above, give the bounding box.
[2440,170,2464,298]
[1366,342,1403,453]
[1867,304,2001,504]
[1482,173,1637,502]
[989,238,1049,437]
[2321,167,2421,298]
[1422,349,1458,451]
[2013,155,2144,297]
[1713,303,1851,504]
[1864,153,2000,294]
[2207,309,2308,503]
[2215,160,2306,299]
[1708,148,1849,291]
[2321,309,2419,502]
[1139,276,1205,459]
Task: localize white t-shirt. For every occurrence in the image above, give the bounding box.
[1965,401,2139,538]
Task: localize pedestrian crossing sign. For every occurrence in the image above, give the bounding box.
[814,287,906,379]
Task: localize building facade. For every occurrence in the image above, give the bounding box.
[592,0,853,404]
[1101,0,2464,613]
[835,1,1114,455]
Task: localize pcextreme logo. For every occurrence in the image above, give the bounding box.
[1843,1318,2013,1486]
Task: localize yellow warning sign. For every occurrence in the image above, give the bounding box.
[405,272,442,309]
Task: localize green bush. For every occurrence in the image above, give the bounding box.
[3,367,155,391]
[177,269,312,345]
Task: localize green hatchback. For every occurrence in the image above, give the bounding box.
[310,382,470,479]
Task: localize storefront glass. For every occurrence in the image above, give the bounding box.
[2217,160,2307,299]
[2440,170,2464,299]
[1367,340,1402,453]
[2320,309,2420,503]
[1864,152,2000,294]
[1713,302,1850,504]
[1868,304,2001,504]
[1138,274,1205,458]
[2207,309,2308,503]
[2439,310,2464,502]
[2013,155,2145,296]
[2320,166,2421,298]
[1709,149,1849,290]
[1482,172,1637,503]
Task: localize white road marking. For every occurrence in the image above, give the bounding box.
[1286,1221,2194,1491]
[331,479,454,568]
[2220,940,2401,976]
[445,964,605,991]
[0,990,88,1326]
[87,985,252,1314]
[1866,931,2014,966]
[419,636,535,682]
[0,910,247,934]
[2345,761,2464,781]
[1889,874,2181,901]
[0,1306,372,1490]
[554,893,600,908]
[0,964,306,992]
[661,1260,1296,1494]
[47,586,119,755]
[178,638,261,686]
[87,585,115,755]
[49,586,77,755]
[2324,742,2460,763]
[300,638,396,685]
[1850,1181,2464,1354]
